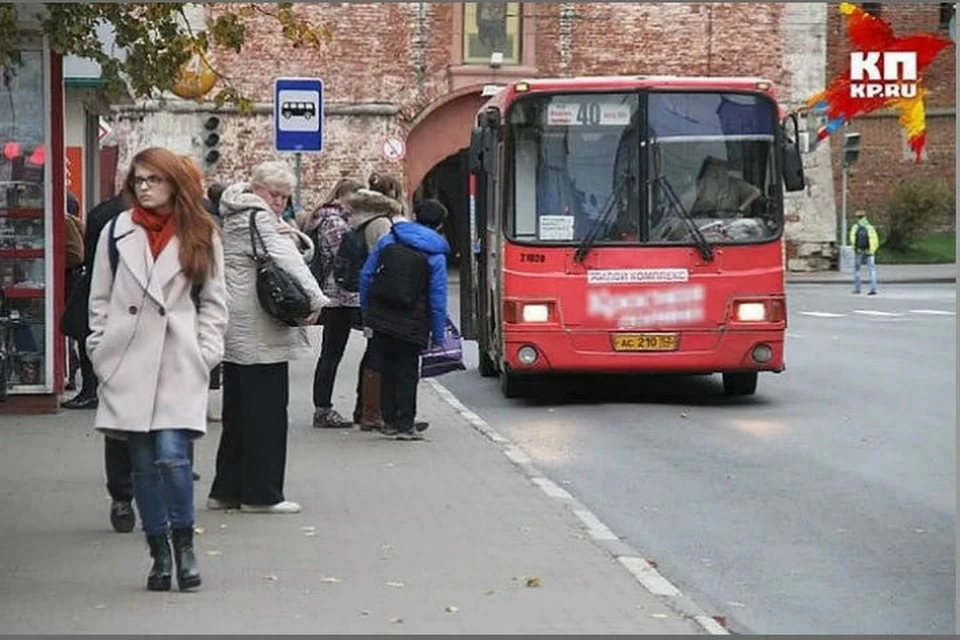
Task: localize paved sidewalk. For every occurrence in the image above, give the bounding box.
[787,263,956,285]
[0,332,710,634]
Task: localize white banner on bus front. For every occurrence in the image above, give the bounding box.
[587,269,690,285]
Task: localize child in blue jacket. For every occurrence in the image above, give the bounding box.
[359,199,449,440]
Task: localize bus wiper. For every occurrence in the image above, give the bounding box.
[646,176,715,262]
[574,175,634,263]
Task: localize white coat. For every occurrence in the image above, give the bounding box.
[219,183,328,365]
[86,210,228,437]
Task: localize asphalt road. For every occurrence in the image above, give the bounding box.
[440,282,955,634]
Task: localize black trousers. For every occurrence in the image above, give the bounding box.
[104,436,133,502]
[313,307,356,409]
[210,362,289,506]
[77,344,96,396]
[375,333,421,431]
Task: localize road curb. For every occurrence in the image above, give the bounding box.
[424,377,732,636]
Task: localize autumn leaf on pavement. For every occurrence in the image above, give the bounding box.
[525,577,541,588]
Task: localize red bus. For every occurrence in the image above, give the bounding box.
[460,75,806,398]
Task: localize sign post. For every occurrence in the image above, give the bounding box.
[273,77,324,207]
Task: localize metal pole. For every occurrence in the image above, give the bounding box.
[294,152,302,208]
[840,164,848,247]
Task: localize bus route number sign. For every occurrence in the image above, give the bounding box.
[547,102,632,127]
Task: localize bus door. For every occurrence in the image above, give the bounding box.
[464,108,502,363]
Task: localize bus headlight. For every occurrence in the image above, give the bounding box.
[522,304,551,323]
[735,302,767,322]
[517,345,539,366]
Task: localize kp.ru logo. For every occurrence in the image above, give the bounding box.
[849,51,918,99]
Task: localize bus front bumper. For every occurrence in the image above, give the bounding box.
[502,328,785,375]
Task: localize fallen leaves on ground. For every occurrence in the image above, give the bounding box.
[262,573,279,581]
[525,577,541,588]
[445,605,459,613]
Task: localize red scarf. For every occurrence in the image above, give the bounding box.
[131,206,176,259]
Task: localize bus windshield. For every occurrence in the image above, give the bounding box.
[506,90,782,246]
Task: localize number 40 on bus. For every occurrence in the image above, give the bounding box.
[459,75,806,399]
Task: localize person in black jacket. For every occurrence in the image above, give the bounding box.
[59,192,138,533]
[358,199,450,440]
[62,193,126,409]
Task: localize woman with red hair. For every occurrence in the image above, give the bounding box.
[86,147,228,592]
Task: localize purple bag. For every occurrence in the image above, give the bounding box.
[420,317,466,378]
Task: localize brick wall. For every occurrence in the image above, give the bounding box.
[825,2,956,228]
[109,2,843,268]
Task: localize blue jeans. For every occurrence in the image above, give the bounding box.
[854,252,878,293]
[127,430,195,536]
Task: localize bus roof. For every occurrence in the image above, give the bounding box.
[481,74,783,113]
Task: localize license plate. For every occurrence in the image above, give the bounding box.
[611,333,678,352]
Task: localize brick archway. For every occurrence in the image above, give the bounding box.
[406,87,488,195]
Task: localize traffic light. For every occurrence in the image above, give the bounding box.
[843,132,860,167]
[202,115,221,170]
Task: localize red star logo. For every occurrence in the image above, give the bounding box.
[805,3,952,162]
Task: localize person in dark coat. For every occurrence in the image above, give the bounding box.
[61,193,126,409]
[58,192,138,533]
[358,199,450,440]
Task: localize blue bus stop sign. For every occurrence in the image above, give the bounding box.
[274,77,323,152]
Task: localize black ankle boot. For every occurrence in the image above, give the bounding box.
[145,534,172,591]
[171,527,201,591]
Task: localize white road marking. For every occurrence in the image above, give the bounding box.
[573,508,619,541]
[617,556,682,597]
[695,615,731,635]
[785,331,806,339]
[503,445,531,465]
[799,311,846,318]
[531,476,573,501]
[909,309,956,316]
[852,310,905,317]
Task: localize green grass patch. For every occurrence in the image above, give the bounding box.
[876,232,956,265]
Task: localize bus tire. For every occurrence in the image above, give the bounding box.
[499,369,527,399]
[478,348,498,377]
[722,372,758,396]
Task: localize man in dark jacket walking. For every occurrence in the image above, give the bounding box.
[59,192,138,533]
[359,199,449,440]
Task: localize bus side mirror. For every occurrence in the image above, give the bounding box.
[781,113,805,192]
[468,127,484,175]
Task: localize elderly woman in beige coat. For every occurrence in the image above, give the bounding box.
[88,148,227,593]
[208,160,327,515]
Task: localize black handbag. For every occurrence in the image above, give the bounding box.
[248,210,313,327]
[59,269,91,340]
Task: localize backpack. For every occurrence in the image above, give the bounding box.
[854,224,870,251]
[332,215,389,293]
[107,214,202,308]
[369,227,430,309]
[307,215,334,286]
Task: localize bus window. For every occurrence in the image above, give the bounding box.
[507,92,640,243]
[647,92,780,245]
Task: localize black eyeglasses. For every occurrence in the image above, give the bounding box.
[132,175,165,189]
